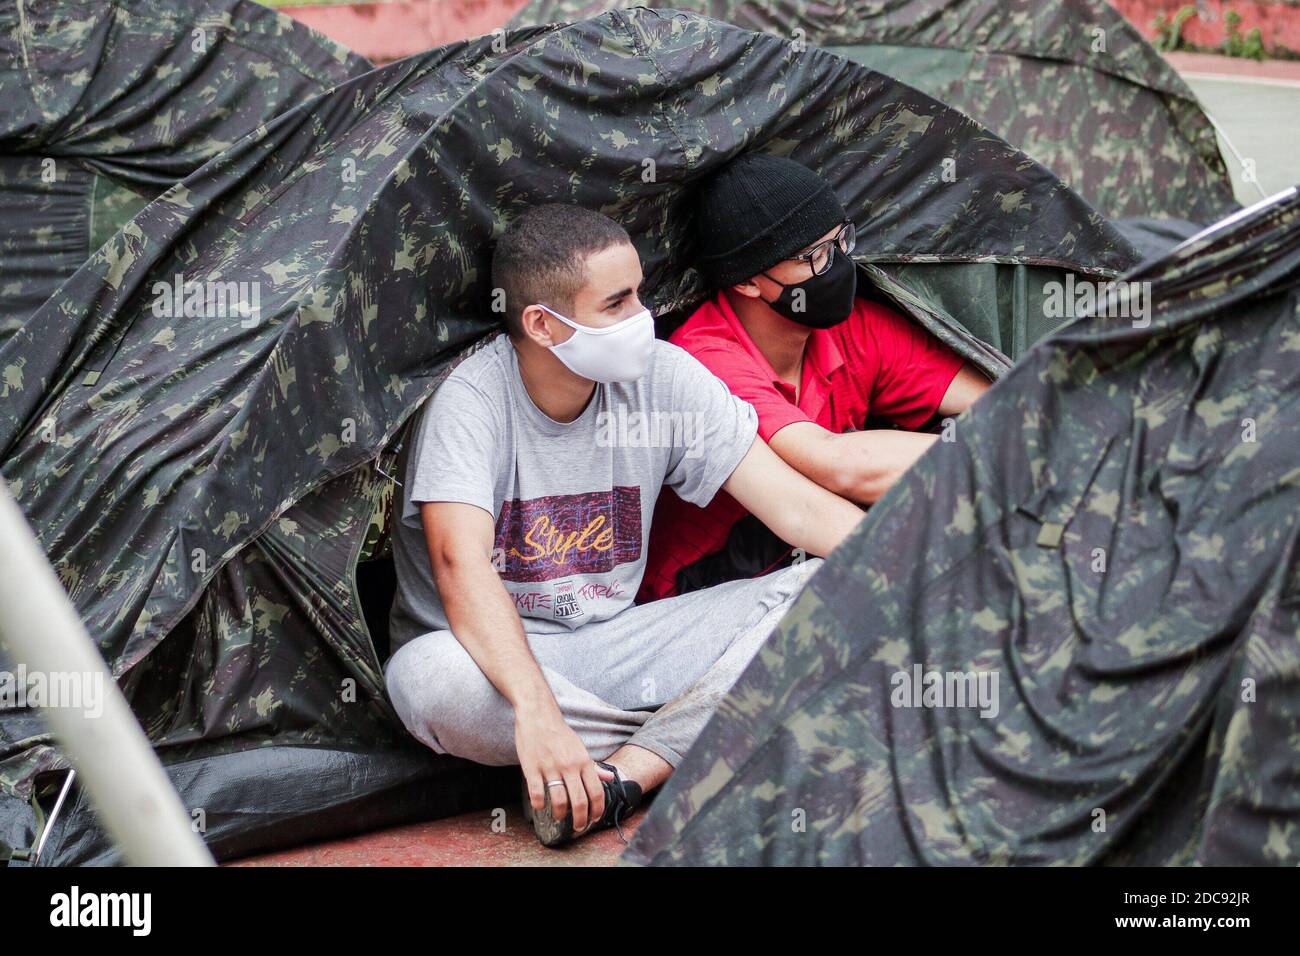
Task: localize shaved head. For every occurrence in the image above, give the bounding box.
[492,204,631,338]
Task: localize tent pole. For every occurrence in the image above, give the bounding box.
[1203,111,1270,201]
[0,481,213,867]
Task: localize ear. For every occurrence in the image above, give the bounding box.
[729,276,766,300]
[519,304,562,347]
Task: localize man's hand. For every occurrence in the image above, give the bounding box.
[515,705,614,832]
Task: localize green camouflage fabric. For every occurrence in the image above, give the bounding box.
[509,0,1237,225]
[0,6,1137,859]
[627,187,1300,866]
[0,0,371,342]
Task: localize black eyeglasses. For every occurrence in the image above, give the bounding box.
[788,221,856,276]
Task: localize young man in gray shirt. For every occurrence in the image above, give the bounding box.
[386,204,863,847]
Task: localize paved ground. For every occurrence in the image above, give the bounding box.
[1168,51,1300,204]
[1183,78,1300,202]
[231,803,645,866]
[233,49,1298,870]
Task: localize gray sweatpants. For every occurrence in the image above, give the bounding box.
[385,559,821,768]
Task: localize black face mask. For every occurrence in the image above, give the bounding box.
[763,249,857,329]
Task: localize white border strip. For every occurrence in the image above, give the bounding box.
[1180,71,1300,91]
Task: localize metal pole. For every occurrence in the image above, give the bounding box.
[0,481,213,866]
[33,768,76,863]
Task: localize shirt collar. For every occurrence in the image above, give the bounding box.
[711,291,846,402]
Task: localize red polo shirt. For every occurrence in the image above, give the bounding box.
[639,291,964,602]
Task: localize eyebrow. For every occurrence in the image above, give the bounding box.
[797,234,832,256]
[602,286,634,306]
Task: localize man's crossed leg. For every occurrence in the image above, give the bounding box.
[386,559,820,841]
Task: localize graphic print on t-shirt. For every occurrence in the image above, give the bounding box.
[494,486,642,584]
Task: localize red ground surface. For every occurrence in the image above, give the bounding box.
[230,803,644,866]
[1166,49,1300,82]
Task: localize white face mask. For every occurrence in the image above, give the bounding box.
[538,303,655,384]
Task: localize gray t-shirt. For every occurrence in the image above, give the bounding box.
[388,334,758,651]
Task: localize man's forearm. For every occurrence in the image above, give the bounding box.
[781,481,863,558]
[725,436,865,559]
[938,363,992,416]
[433,551,557,719]
[424,510,607,825]
[833,429,936,504]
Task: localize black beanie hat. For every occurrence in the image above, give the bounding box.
[695,152,848,291]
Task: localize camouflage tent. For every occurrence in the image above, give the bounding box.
[0,0,371,343]
[627,187,1300,867]
[509,0,1238,226]
[0,7,1140,864]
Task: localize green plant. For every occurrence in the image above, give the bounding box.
[1224,10,1269,60]
[1244,27,1266,61]
[1153,5,1198,53]
[1225,10,1245,56]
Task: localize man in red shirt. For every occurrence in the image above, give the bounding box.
[642,153,991,601]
